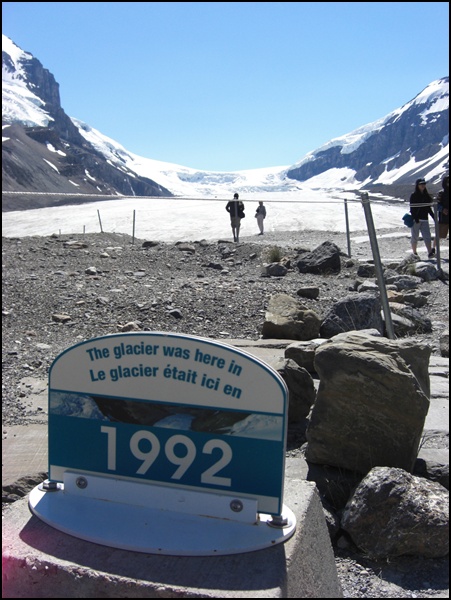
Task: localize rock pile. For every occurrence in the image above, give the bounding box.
[285,330,448,560]
[2,230,449,596]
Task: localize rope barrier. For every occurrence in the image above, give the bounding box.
[4,189,443,277]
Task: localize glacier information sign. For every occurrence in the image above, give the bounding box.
[47,332,289,516]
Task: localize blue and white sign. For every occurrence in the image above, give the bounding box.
[48,332,289,515]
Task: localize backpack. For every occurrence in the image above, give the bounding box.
[402,213,415,227]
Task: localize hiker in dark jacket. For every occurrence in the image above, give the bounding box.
[226,193,245,242]
[410,178,435,258]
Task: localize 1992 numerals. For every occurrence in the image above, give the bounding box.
[100,426,232,487]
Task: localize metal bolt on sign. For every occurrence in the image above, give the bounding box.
[39,479,61,492]
[268,515,289,528]
[230,499,244,513]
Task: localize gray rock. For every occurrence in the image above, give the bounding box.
[341,466,449,558]
[320,293,384,338]
[389,303,432,334]
[296,287,320,300]
[413,261,440,282]
[440,329,449,358]
[284,339,327,373]
[414,458,449,490]
[357,263,377,278]
[306,332,431,474]
[63,240,88,249]
[385,274,423,290]
[263,262,288,277]
[297,241,341,275]
[271,357,316,423]
[176,243,196,254]
[51,313,71,323]
[119,321,142,331]
[401,290,428,308]
[262,294,321,341]
[357,280,379,293]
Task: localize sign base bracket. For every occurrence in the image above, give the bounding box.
[29,472,296,556]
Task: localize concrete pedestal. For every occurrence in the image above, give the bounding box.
[2,458,342,598]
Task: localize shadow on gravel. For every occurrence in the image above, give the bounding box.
[335,545,449,598]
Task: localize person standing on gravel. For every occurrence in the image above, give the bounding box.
[432,174,449,253]
[409,178,435,258]
[255,201,267,235]
[226,193,245,242]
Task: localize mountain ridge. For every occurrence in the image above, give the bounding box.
[2,35,173,210]
[2,34,449,211]
[287,77,449,187]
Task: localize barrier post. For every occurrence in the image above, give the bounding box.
[97,210,104,233]
[132,210,136,244]
[360,193,395,339]
[344,199,351,257]
[433,203,441,271]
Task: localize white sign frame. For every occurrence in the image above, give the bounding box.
[47,332,289,515]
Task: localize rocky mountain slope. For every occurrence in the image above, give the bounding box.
[2,36,172,209]
[287,78,449,189]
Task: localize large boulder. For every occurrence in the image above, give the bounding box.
[341,467,449,558]
[262,294,321,341]
[320,293,384,338]
[305,332,431,474]
[297,241,341,275]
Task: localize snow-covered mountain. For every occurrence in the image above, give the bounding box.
[287,78,449,190]
[2,35,172,209]
[2,34,449,211]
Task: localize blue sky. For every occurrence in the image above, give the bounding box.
[2,1,449,172]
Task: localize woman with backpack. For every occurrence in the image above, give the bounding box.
[409,178,435,258]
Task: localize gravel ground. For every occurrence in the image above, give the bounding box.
[2,228,449,598]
